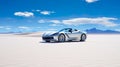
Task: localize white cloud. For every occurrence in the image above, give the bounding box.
[49,20,61,24]
[85,0,98,3]
[49,20,62,26]
[14,12,34,17]
[40,11,55,15]
[38,19,60,24]
[18,26,29,29]
[32,9,55,15]
[38,19,61,27]
[62,17,117,27]
[37,17,117,27]
[38,20,46,23]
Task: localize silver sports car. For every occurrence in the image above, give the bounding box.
[42,28,87,42]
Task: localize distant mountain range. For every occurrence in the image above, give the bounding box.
[86,28,120,34]
[0,28,120,34]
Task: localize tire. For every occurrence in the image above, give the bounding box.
[45,40,50,42]
[58,34,66,42]
[80,34,86,41]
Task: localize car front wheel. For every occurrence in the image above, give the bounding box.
[58,34,65,42]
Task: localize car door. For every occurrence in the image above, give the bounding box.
[66,29,79,40]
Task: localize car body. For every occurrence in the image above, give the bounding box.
[42,28,87,42]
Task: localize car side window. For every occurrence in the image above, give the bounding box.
[64,29,72,33]
[72,29,78,33]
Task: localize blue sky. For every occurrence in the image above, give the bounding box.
[0,0,120,32]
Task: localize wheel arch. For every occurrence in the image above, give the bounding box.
[58,33,67,42]
[80,33,87,41]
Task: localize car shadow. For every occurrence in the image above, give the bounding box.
[40,41,86,43]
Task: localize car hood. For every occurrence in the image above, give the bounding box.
[42,31,57,36]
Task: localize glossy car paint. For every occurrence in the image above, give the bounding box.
[42,28,87,42]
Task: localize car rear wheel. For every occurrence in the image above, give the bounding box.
[58,34,65,42]
[80,34,86,41]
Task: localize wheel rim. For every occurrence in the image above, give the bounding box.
[82,34,86,41]
[59,35,65,42]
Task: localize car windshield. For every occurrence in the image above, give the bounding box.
[58,28,72,32]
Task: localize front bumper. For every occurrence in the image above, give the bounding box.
[42,36,58,42]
